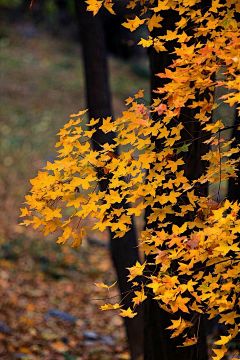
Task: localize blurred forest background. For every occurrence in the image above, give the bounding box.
[0,1,149,359]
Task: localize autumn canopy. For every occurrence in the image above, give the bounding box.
[21,0,240,359]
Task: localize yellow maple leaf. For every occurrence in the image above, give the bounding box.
[132,285,147,306]
[170,295,190,313]
[165,30,178,41]
[172,223,187,235]
[167,317,192,338]
[94,280,117,290]
[154,40,167,53]
[138,37,153,48]
[122,16,145,32]
[125,96,134,105]
[166,159,184,173]
[119,307,137,318]
[104,1,115,14]
[214,243,240,256]
[214,335,232,345]
[100,303,122,311]
[85,0,103,15]
[210,0,224,13]
[151,0,170,12]
[178,336,198,347]
[203,120,224,134]
[99,116,115,133]
[168,190,181,204]
[70,109,88,117]
[187,190,198,206]
[212,345,227,360]
[42,207,62,221]
[166,317,182,330]
[135,89,145,98]
[219,311,239,325]
[71,229,85,249]
[190,301,203,313]
[127,261,146,281]
[147,14,163,32]
[127,201,145,216]
[20,207,31,217]
[175,16,188,29]
[86,117,99,126]
[148,206,174,223]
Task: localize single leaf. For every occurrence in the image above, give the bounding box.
[119,307,137,318]
[94,281,117,290]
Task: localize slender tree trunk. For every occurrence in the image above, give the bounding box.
[144,7,208,360]
[228,110,240,202]
[74,1,144,358]
[55,0,70,26]
[228,111,240,321]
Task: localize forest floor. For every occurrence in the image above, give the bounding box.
[0,15,148,360]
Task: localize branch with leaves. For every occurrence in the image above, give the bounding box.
[22,1,240,359]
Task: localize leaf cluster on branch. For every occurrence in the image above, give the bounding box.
[22,1,240,358]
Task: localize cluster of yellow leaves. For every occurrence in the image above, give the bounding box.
[21,1,240,358]
[85,0,115,16]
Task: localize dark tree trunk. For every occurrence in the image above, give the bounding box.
[144,7,209,360]
[228,110,240,202]
[55,0,70,26]
[74,1,143,359]
[228,111,240,320]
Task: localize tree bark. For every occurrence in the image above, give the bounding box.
[144,7,209,360]
[74,1,144,359]
[228,110,240,202]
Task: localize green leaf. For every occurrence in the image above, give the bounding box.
[176,143,191,154]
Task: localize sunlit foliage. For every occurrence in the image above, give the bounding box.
[21,0,240,358]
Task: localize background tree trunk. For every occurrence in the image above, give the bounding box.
[74,1,144,358]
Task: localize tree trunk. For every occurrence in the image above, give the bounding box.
[144,7,208,360]
[228,110,240,202]
[74,1,143,358]
[55,0,70,26]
